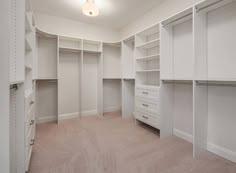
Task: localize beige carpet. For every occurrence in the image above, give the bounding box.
[29,112,236,173]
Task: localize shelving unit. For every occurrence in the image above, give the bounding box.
[135,24,161,129]
[58,36,82,121]
[36,30,58,124]
[24,0,36,171]
[82,50,103,116]
[122,36,135,79]
[161,7,193,80]
[83,39,102,53]
[193,0,236,162]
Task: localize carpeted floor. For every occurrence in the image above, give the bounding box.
[29,112,236,173]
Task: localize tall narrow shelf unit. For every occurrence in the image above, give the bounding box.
[160,7,194,143]
[103,42,122,113]
[193,0,236,162]
[135,24,161,129]
[58,36,82,121]
[122,36,135,118]
[160,0,236,163]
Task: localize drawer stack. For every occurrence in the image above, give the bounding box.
[135,85,160,129]
[25,92,36,171]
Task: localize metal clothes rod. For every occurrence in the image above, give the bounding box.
[163,13,192,26]
[196,0,223,12]
[162,80,193,85]
[196,81,236,87]
[10,84,18,90]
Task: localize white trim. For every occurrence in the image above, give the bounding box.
[173,128,236,163]
[103,106,121,113]
[58,112,79,121]
[36,116,57,124]
[82,110,98,116]
[173,128,193,143]
[207,143,236,163]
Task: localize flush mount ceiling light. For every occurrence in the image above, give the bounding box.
[82,0,99,17]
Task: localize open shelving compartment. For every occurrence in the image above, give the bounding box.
[135,24,160,88]
[103,42,122,114]
[193,0,236,163]
[160,7,194,140]
[82,49,103,116]
[35,30,58,123]
[83,39,102,53]
[58,36,83,121]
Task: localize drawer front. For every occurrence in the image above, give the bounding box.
[26,105,35,137]
[25,92,34,114]
[136,86,160,100]
[26,124,35,171]
[136,98,160,114]
[135,110,160,129]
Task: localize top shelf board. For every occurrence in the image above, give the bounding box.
[162,7,193,26]
[137,24,160,37]
[195,0,236,13]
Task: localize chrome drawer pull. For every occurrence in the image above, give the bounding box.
[30,101,34,105]
[30,139,35,146]
[142,92,149,94]
[142,115,149,119]
[142,104,149,107]
[30,120,35,126]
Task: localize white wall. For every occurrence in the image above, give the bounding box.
[34,13,120,42]
[121,0,201,39]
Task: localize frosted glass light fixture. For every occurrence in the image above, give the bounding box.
[82,0,99,17]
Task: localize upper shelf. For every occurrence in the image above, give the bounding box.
[136,39,160,49]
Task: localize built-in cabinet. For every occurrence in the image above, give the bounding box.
[161,0,236,163]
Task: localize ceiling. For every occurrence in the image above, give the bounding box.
[31,0,164,29]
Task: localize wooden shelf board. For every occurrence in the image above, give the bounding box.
[136,39,160,49]
[136,54,160,61]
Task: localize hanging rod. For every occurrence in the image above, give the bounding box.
[162,80,193,85]
[162,13,192,26]
[196,0,223,12]
[10,84,18,90]
[196,81,236,87]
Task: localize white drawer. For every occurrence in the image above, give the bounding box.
[25,124,35,171]
[135,109,160,129]
[26,105,35,137]
[136,86,160,100]
[136,98,160,114]
[25,92,34,114]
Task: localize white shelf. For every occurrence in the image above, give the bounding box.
[59,47,82,52]
[10,80,25,85]
[103,78,122,80]
[25,38,32,52]
[136,69,160,73]
[25,64,32,70]
[83,49,102,54]
[25,89,33,98]
[36,78,58,81]
[136,39,160,49]
[136,84,160,89]
[136,54,160,61]
[25,13,32,33]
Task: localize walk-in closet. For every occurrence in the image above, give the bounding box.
[1,0,236,173]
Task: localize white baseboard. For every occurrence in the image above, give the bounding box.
[36,116,57,124]
[103,106,121,113]
[173,128,193,143]
[207,143,236,163]
[173,128,236,163]
[58,112,79,121]
[82,110,97,116]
